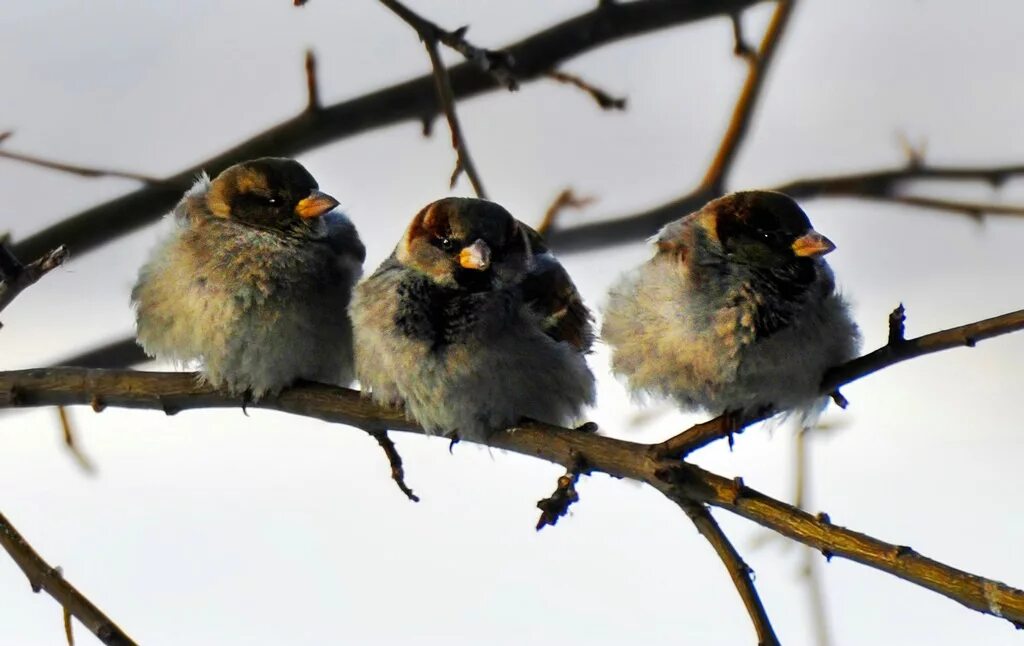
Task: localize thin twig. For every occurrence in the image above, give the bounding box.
[378,0,488,196]
[304,50,320,111]
[675,497,780,646]
[535,188,595,236]
[0,244,69,325]
[370,431,419,502]
[546,70,626,110]
[378,0,517,91]
[0,140,165,185]
[700,0,796,193]
[0,511,137,645]
[729,12,757,62]
[57,406,96,474]
[423,36,488,197]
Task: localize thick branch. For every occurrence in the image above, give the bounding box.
[2,367,1024,628]
[674,497,780,646]
[13,0,759,262]
[547,161,1024,254]
[0,511,136,645]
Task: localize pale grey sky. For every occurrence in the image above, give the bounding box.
[2,2,1024,645]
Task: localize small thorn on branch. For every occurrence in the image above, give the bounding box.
[304,50,320,112]
[536,188,595,236]
[371,431,419,502]
[729,12,757,62]
[830,390,849,409]
[897,132,927,169]
[536,453,587,530]
[546,70,627,111]
[888,303,907,346]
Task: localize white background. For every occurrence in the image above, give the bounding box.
[2,1,1023,644]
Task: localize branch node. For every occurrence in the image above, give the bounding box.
[887,303,907,345]
[371,431,419,502]
[90,395,106,413]
[815,511,832,525]
[535,453,587,530]
[821,549,834,563]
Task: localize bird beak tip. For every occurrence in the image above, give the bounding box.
[294,190,339,219]
[791,230,836,257]
[458,239,491,270]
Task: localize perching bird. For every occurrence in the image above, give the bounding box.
[132,157,365,398]
[351,197,595,440]
[602,190,859,421]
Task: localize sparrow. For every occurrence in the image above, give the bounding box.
[351,197,595,440]
[602,190,859,421]
[132,157,365,398]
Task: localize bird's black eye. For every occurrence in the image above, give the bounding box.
[439,237,456,252]
[264,196,281,207]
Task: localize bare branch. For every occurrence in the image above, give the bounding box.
[370,431,419,502]
[546,70,626,110]
[674,497,780,646]
[655,306,1024,458]
[380,0,488,197]
[0,244,69,325]
[4,364,1024,628]
[378,0,517,91]
[700,0,796,194]
[0,511,137,645]
[12,0,760,263]
[57,406,96,474]
[0,135,164,184]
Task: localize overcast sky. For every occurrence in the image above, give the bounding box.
[2,1,1024,645]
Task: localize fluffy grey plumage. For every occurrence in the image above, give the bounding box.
[132,157,365,398]
[602,190,859,420]
[351,197,595,439]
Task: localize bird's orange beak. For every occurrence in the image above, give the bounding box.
[294,190,339,219]
[458,239,491,271]
[791,230,836,257]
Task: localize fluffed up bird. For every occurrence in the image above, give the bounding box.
[351,197,595,440]
[132,157,365,398]
[602,190,859,421]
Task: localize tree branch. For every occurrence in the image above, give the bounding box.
[674,497,780,646]
[370,431,419,502]
[0,510,137,646]
[2,365,1024,629]
[0,135,165,185]
[700,0,796,194]
[379,0,488,197]
[546,70,626,111]
[13,0,759,263]
[0,244,69,326]
[654,305,1024,458]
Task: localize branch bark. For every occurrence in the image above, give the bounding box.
[0,511,137,646]
[0,244,69,325]
[2,366,1023,630]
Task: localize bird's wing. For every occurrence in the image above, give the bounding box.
[323,212,367,264]
[519,249,594,353]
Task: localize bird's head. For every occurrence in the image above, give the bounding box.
[662,191,835,269]
[397,197,532,290]
[203,157,339,237]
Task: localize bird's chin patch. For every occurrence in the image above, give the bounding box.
[453,267,494,292]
